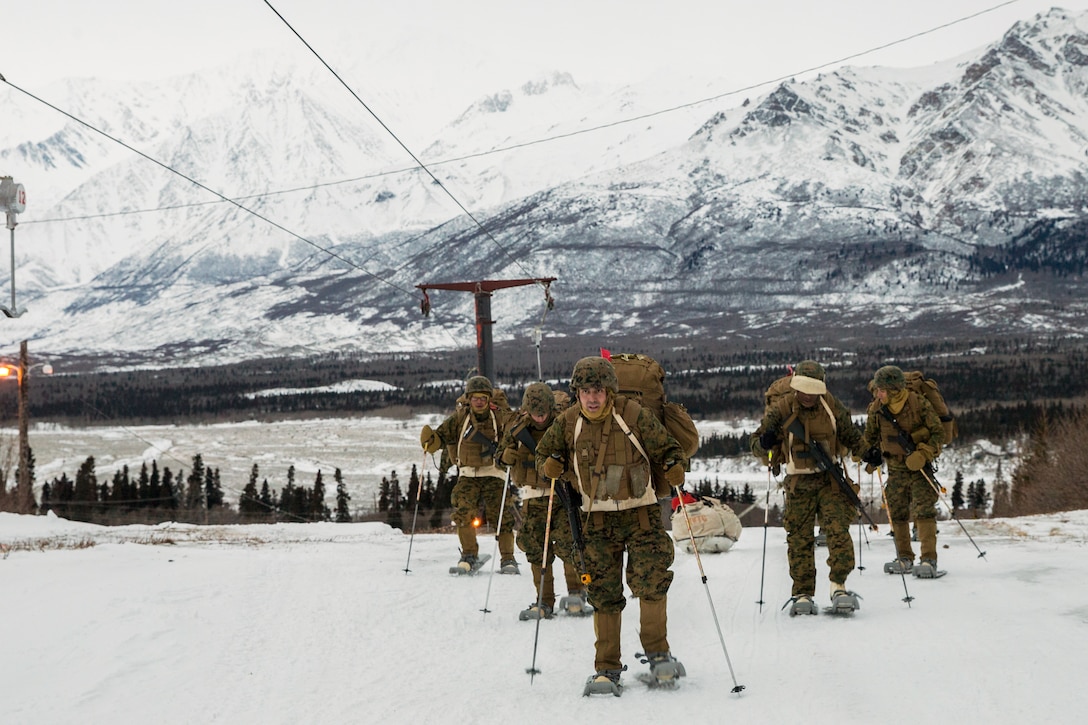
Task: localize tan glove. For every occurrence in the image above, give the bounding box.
[420,425,441,454]
[540,455,565,480]
[500,447,518,466]
[664,461,685,489]
[905,443,937,471]
[911,428,931,444]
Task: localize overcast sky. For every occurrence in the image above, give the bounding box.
[5,1,1088,93]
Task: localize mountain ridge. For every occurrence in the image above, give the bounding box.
[1,8,1086,367]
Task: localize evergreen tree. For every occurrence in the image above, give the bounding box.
[434,471,454,510]
[420,473,434,509]
[389,471,403,513]
[137,462,151,509]
[334,468,351,523]
[240,464,261,520]
[186,454,206,511]
[149,461,162,507]
[951,471,965,510]
[407,464,420,507]
[162,467,178,510]
[739,483,756,504]
[205,467,224,509]
[969,479,990,512]
[311,470,329,522]
[379,476,391,513]
[72,456,98,521]
[259,478,274,517]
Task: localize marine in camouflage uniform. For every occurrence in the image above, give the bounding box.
[420,376,518,570]
[751,360,865,606]
[498,382,586,617]
[536,356,688,690]
[862,365,946,576]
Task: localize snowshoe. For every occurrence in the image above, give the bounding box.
[499,558,520,575]
[559,591,594,617]
[787,595,817,617]
[815,532,827,547]
[826,587,861,615]
[912,559,947,579]
[449,553,490,576]
[583,669,624,697]
[639,651,686,689]
[518,602,553,621]
[884,557,913,575]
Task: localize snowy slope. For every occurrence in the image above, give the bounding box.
[1,508,1085,723]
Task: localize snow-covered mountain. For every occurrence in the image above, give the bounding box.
[2,8,1087,366]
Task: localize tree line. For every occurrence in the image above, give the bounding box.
[9,337,1086,449]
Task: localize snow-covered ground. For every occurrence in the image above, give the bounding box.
[1,505,1085,723]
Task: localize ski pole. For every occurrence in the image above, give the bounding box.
[879,468,913,606]
[480,469,514,614]
[402,452,427,574]
[920,467,987,560]
[853,464,867,573]
[757,451,772,612]
[527,476,559,682]
[674,484,745,693]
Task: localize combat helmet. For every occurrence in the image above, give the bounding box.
[465,375,494,396]
[569,356,619,393]
[789,359,827,395]
[521,382,555,417]
[872,365,906,391]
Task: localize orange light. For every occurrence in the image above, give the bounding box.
[0,367,12,378]
[472,518,481,528]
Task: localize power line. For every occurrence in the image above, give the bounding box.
[261,0,546,291]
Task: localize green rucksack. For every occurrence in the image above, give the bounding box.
[607,352,700,497]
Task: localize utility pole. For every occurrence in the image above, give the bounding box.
[0,176,29,512]
[0,176,27,318]
[417,278,555,382]
[16,341,29,513]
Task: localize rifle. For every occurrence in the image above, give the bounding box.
[554,479,591,586]
[462,424,497,460]
[876,407,945,492]
[514,425,538,468]
[786,419,879,531]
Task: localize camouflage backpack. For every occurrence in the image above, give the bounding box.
[902,371,958,444]
[607,352,700,497]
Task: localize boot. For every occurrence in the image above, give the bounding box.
[829,581,860,613]
[560,589,594,616]
[531,563,555,608]
[916,518,939,563]
[593,611,623,673]
[583,667,624,697]
[498,532,516,561]
[641,651,686,687]
[891,521,914,560]
[519,602,554,621]
[456,525,478,558]
[638,597,669,655]
[788,595,817,616]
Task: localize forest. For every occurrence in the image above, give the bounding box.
[0,334,1083,527]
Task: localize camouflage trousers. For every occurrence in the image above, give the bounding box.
[883,466,939,524]
[782,472,856,597]
[450,475,516,533]
[517,495,576,569]
[583,505,674,614]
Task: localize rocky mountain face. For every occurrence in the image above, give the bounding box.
[1,9,1086,368]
